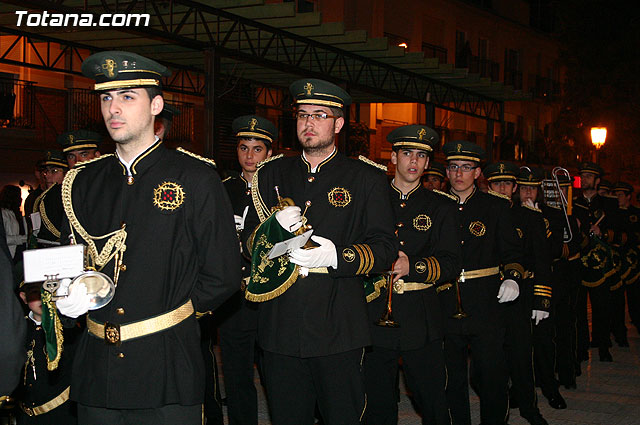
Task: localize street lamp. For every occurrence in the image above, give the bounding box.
[591,127,607,149]
[590,127,607,163]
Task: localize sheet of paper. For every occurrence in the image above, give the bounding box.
[23,244,85,283]
[268,230,313,259]
[30,212,41,233]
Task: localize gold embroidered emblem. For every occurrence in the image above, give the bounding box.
[104,323,120,345]
[153,181,185,211]
[413,214,432,231]
[304,82,314,95]
[46,151,52,160]
[328,187,352,207]
[415,261,427,274]
[456,143,462,153]
[469,221,486,237]
[542,299,551,309]
[418,128,426,140]
[68,134,74,144]
[249,118,258,131]
[516,228,523,239]
[631,215,638,223]
[343,248,356,263]
[101,59,117,78]
[544,218,550,230]
[499,163,505,174]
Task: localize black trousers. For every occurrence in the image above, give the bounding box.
[219,299,260,425]
[501,299,539,418]
[532,314,559,399]
[77,403,201,425]
[575,285,590,359]
[609,285,627,344]
[200,317,224,425]
[364,341,449,425]
[553,260,580,385]
[626,282,640,329]
[444,327,508,425]
[588,283,612,348]
[262,349,366,425]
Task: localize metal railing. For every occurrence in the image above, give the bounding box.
[0,78,36,129]
[422,42,448,64]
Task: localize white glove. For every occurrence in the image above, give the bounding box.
[275,206,303,232]
[56,281,91,318]
[497,279,519,303]
[234,215,244,232]
[532,309,550,325]
[289,236,338,269]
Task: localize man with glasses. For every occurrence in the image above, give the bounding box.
[439,141,524,425]
[242,78,396,424]
[32,150,69,244]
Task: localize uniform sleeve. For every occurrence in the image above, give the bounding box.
[190,171,241,313]
[531,213,553,312]
[406,201,461,284]
[330,171,398,277]
[497,201,525,284]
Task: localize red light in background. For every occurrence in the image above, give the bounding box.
[573,175,581,189]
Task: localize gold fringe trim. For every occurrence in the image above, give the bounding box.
[365,275,387,303]
[358,155,388,172]
[41,291,63,371]
[244,265,300,302]
[176,147,217,168]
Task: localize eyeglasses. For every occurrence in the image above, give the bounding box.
[446,164,478,173]
[296,112,337,121]
[42,167,64,175]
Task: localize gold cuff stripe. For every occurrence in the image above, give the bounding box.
[87,300,194,342]
[361,244,374,274]
[534,285,552,290]
[21,387,69,416]
[351,244,367,275]
[534,292,552,298]
[62,143,98,153]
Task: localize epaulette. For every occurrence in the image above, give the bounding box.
[545,204,561,210]
[177,147,216,168]
[257,153,284,169]
[488,189,511,202]
[75,153,114,168]
[221,176,233,183]
[523,204,542,213]
[433,189,457,201]
[358,155,387,172]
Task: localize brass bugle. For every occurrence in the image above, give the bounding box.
[552,166,573,243]
[451,270,469,319]
[376,270,400,327]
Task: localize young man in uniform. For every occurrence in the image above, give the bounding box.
[440,141,523,425]
[242,78,397,424]
[484,162,551,425]
[364,125,460,425]
[219,115,275,425]
[54,51,240,425]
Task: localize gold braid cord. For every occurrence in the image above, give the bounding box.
[39,188,61,239]
[176,147,217,168]
[61,162,127,285]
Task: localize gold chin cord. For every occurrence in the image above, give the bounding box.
[61,166,128,287]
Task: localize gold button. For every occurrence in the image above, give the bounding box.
[127,176,134,185]
[241,266,246,271]
[118,352,125,359]
[399,241,405,246]
[116,308,125,315]
[458,206,463,211]
[245,190,251,195]
[119,264,127,271]
[397,222,404,228]
[308,176,315,183]
[461,240,465,245]
[400,203,406,208]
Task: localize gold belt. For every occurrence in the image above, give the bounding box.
[21,387,70,416]
[393,280,433,294]
[87,300,194,345]
[308,267,328,274]
[459,266,500,281]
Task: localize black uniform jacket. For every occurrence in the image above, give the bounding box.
[439,188,524,331]
[17,319,81,424]
[60,141,240,408]
[368,183,461,350]
[514,205,552,312]
[573,194,622,246]
[243,151,397,357]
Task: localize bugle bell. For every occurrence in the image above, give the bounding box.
[451,270,469,319]
[376,271,400,327]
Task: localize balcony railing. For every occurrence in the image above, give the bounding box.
[0,78,36,129]
[422,42,448,64]
[504,69,523,90]
[469,56,500,81]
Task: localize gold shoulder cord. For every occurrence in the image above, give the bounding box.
[251,168,270,223]
[358,155,388,172]
[61,163,127,286]
[39,191,61,239]
[176,147,217,168]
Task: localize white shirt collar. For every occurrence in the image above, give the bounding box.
[28,311,41,326]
